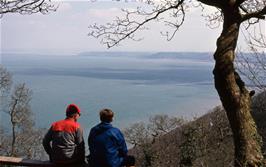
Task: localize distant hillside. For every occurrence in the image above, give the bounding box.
[77,52,259,62]
[78,51,149,57]
[78,52,213,60]
[129,91,266,167]
[142,52,213,62]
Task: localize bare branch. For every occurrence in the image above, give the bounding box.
[0,65,12,94]
[123,122,150,146]
[241,6,266,22]
[201,7,223,29]
[236,0,246,6]
[196,0,224,9]
[161,4,186,41]
[7,83,32,156]
[236,24,266,91]
[0,0,56,17]
[0,67,45,159]
[123,114,185,147]
[88,0,186,48]
[239,5,249,14]
[236,52,266,90]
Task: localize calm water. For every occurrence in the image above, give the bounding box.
[1,52,220,132]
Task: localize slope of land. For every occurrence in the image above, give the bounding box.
[130,92,266,167]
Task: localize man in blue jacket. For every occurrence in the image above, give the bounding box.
[88,108,135,167]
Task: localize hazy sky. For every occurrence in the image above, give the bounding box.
[0,1,261,54]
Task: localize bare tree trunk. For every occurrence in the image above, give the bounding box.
[11,122,16,156]
[213,10,264,167]
[10,99,18,157]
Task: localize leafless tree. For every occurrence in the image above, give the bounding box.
[0,0,56,17]
[123,114,185,146]
[0,65,12,95]
[123,122,150,147]
[124,114,185,167]
[0,125,9,155]
[15,128,47,159]
[0,66,12,155]
[89,0,266,166]
[0,67,45,159]
[237,24,266,91]
[6,83,32,156]
[251,91,266,156]
[0,65,12,118]
[147,114,185,138]
[0,0,55,158]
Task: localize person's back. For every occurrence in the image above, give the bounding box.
[88,108,135,167]
[89,121,127,167]
[43,104,85,165]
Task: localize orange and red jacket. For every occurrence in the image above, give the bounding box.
[42,118,85,164]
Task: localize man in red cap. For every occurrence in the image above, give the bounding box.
[43,104,85,166]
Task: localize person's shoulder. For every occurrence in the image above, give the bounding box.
[51,119,65,127]
[53,119,80,126]
[90,123,100,131]
[52,119,80,132]
[68,120,81,129]
[108,126,124,139]
[110,126,122,133]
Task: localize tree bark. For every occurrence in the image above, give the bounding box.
[213,7,264,167]
[11,122,16,156]
[10,99,18,157]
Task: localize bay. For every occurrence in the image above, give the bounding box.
[1,52,220,132]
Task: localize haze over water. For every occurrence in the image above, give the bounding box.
[1,52,220,131]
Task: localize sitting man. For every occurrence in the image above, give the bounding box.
[43,104,85,166]
[88,108,135,167]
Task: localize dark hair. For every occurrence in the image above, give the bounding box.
[66,105,80,117]
[99,108,114,123]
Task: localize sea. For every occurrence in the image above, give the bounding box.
[1,52,221,133]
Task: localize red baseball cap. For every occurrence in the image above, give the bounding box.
[66,104,81,115]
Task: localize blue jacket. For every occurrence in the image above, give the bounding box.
[88,122,128,167]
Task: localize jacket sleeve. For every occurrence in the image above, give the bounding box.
[115,129,128,157]
[88,128,94,153]
[76,127,85,161]
[42,127,53,157]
